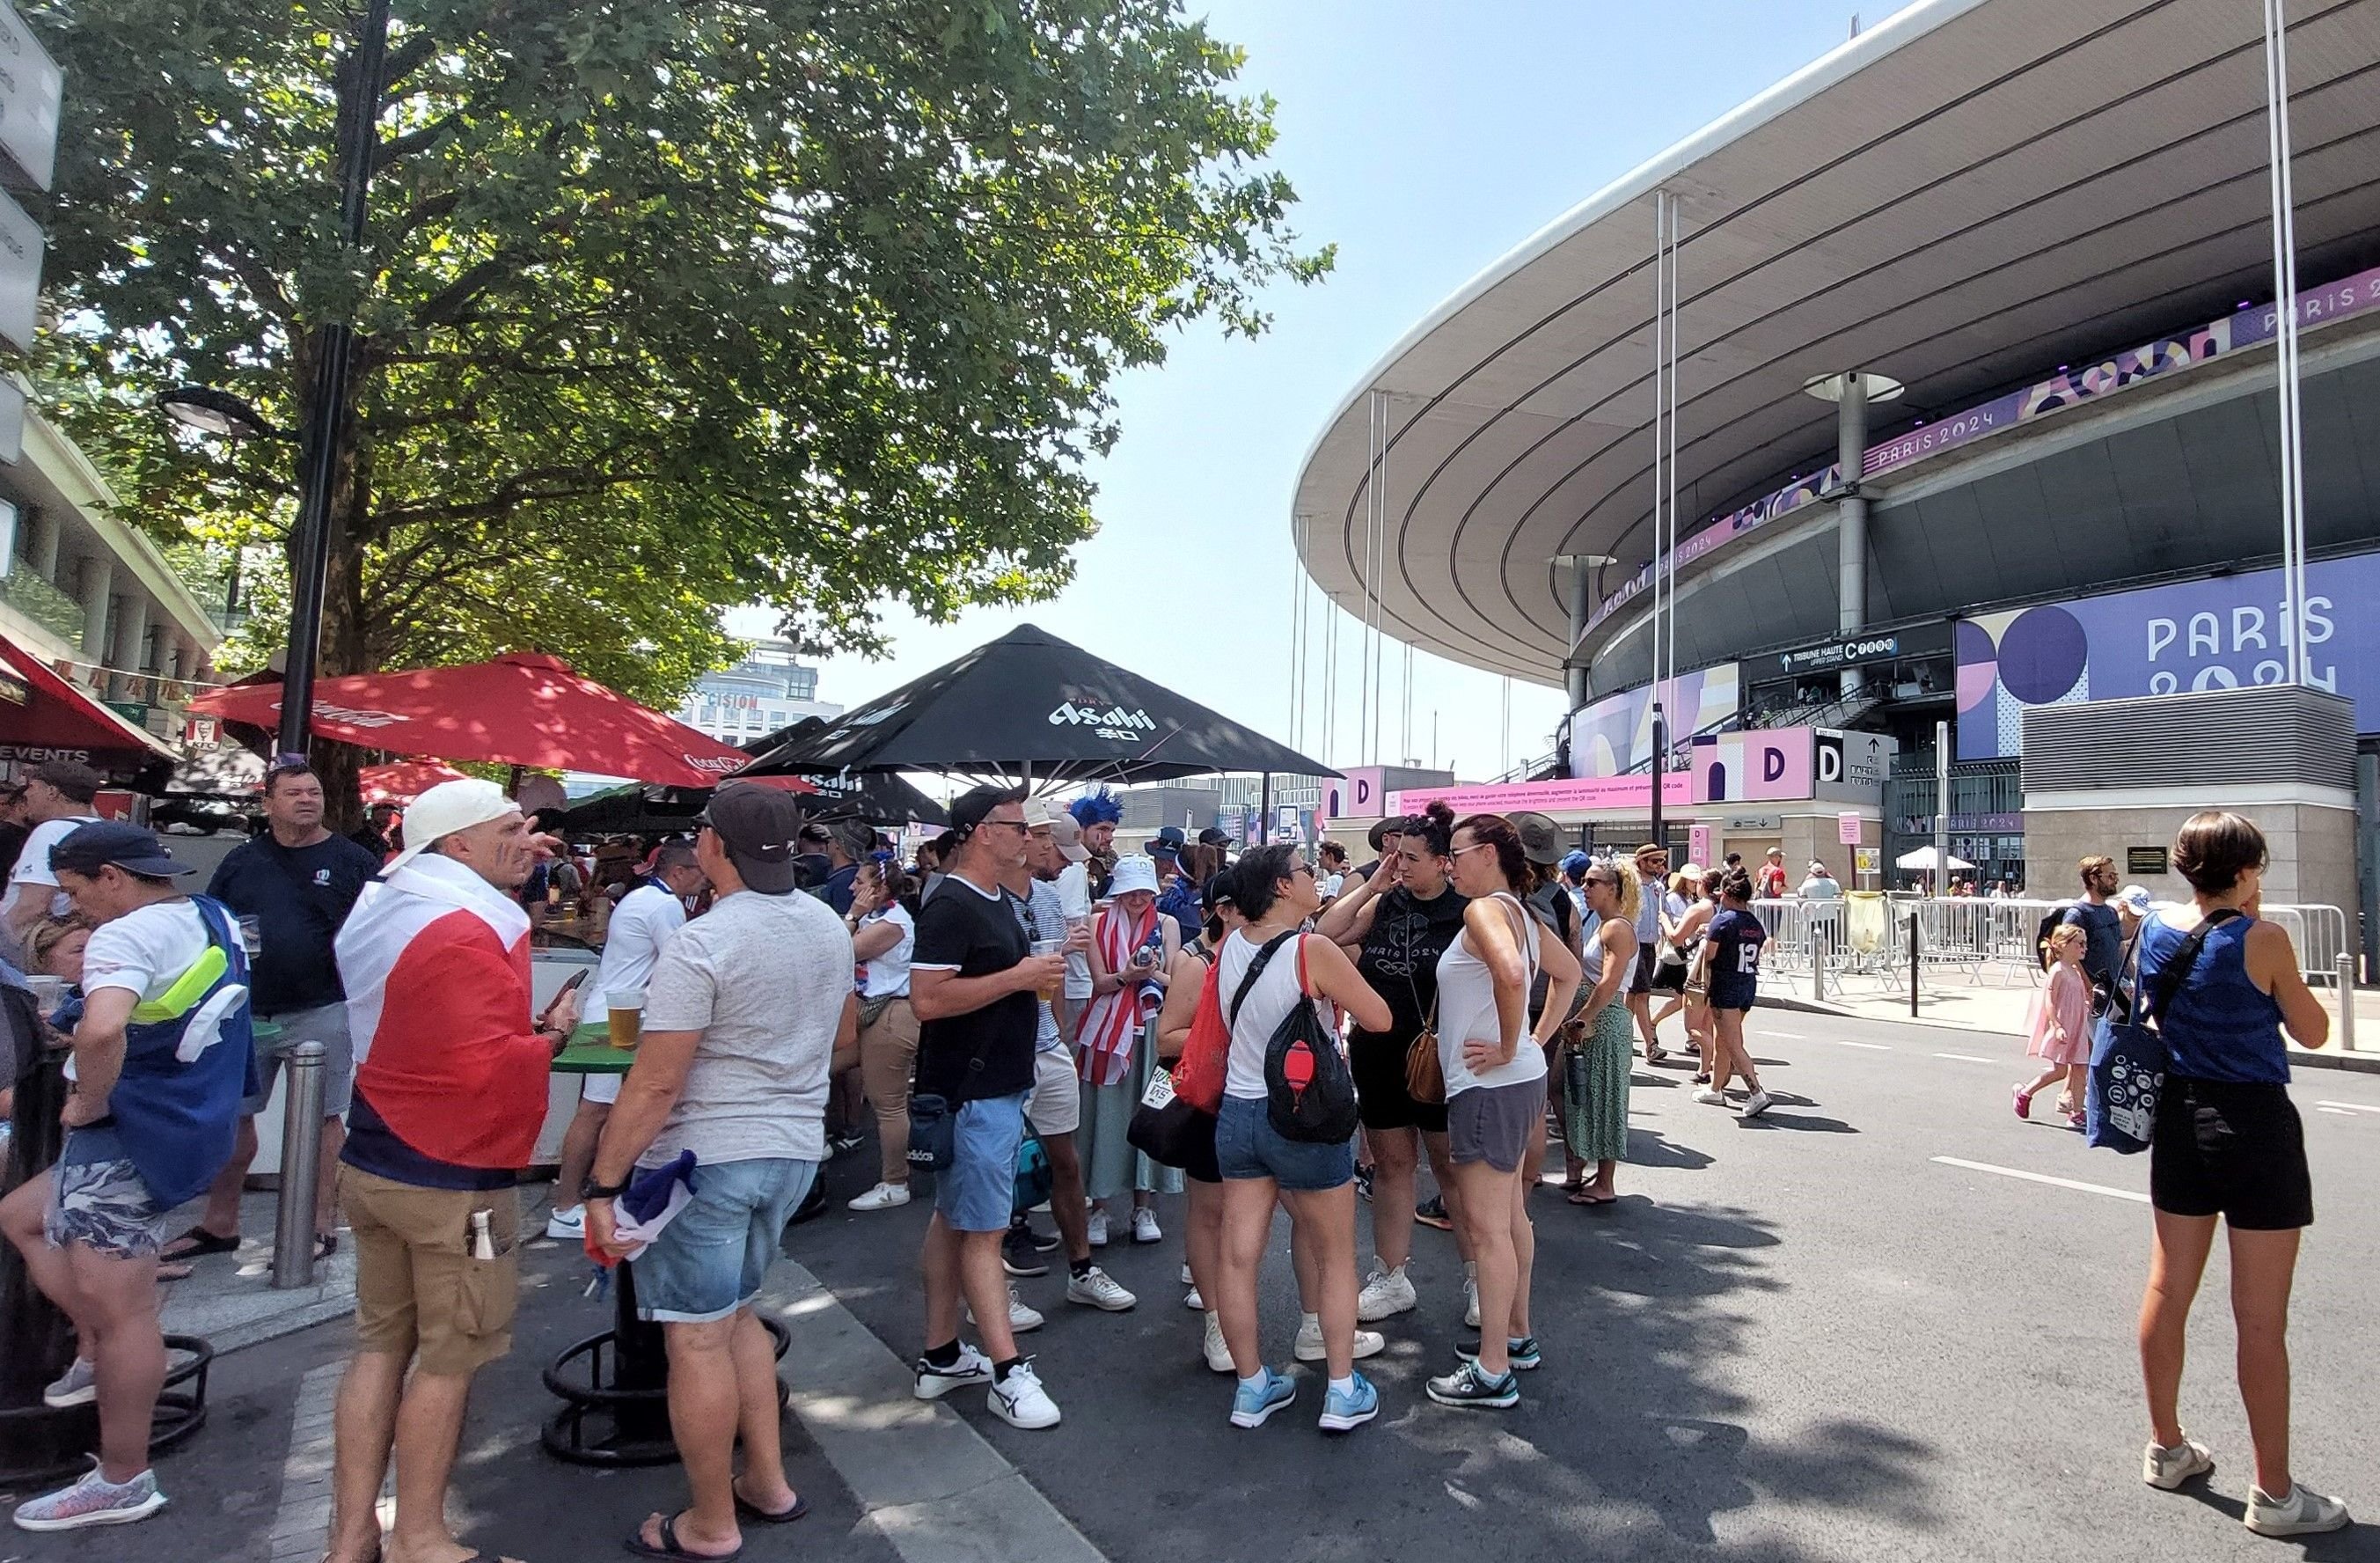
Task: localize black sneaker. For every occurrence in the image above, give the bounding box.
[1426,1360,1520,1408]
[1456,1335,1542,1370]
[1414,1194,1453,1231]
[1002,1225,1051,1278]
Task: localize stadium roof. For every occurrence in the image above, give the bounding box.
[1291,0,2380,685]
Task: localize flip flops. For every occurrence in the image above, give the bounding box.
[732,1486,808,1525]
[157,1225,240,1262]
[626,1512,742,1562]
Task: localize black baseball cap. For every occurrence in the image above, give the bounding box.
[701,783,803,894]
[1196,826,1232,849]
[50,821,194,880]
[949,783,1024,837]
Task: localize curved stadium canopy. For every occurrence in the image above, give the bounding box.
[1291,0,2380,686]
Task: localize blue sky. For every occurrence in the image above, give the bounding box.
[734,0,1918,781]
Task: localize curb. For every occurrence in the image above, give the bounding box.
[1754,992,2380,1074]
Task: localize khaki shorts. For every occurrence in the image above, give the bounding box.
[341,1168,520,1376]
[1026,1045,1080,1136]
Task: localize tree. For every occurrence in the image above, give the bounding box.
[26,0,1331,710]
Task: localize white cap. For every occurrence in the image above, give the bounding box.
[1022,797,1059,829]
[385,778,520,873]
[2115,884,2154,915]
[1107,854,1161,897]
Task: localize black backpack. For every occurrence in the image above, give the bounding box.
[1229,930,1360,1145]
[2035,902,2070,972]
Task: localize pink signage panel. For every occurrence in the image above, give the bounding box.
[1689,728,1814,804]
[1388,774,1691,817]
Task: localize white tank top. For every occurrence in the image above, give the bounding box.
[1215,928,1332,1101]
[1580,910,1638,990]
[1434,892,1547,1095]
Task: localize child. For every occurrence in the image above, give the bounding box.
[2017,923,2091,1127]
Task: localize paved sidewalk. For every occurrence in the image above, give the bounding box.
[1756,971,2380,1072]
[155,1189,358,1354]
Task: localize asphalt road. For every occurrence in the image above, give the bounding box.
[10,1009,2375,1562]
[796,1009,2380,1563]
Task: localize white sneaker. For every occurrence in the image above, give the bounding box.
[847,1181,912,1212]
[1132,1207,1162,1244]
[1179,1261,1194,1285]
[1065,1266,1137,1311]
[1741,1090,1773,1119]
[1357,1264,1417,1322]
[964,1286,1044,1334]
[1184,1286,1205,1311]
[913,1344,992,1400]
[41,1358,97,1408]
[1203,1312,1235,1374]
[1293,1314,1385,1361]
[1692,1087,1731,1107]
[987,1359,1061,1429]
[2142,1435,2214,1490]
[1087,1209,1110,1247]
[1463,1277,1481,1330]
[545,1205,584,1240]
[2245,1482,2350,1536]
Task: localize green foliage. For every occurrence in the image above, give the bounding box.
[25,0,1330,704]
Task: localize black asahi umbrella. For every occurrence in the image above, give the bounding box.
[736,623,1335,785]
[736,720,950,826]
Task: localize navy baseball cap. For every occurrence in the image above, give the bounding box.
[1149,826,1186,859]
[50,821,194,880]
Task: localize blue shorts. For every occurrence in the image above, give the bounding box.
[934,1093,1028,1233]
[630,1157,817,1324]
[1215,1094,1352,1192]
[1710,983,1758,1014]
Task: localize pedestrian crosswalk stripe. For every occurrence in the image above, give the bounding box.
[1834,1039,1891,1051]
[1932,1053,1995,1063]
[2316,1100,2380,1114]
[1930,1156,2149,1203]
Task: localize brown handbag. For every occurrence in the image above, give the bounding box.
[1403,994,1446,1105]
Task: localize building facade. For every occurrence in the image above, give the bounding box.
[673,639,841,743]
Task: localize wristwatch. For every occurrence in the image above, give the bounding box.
[580,1175,631,1203]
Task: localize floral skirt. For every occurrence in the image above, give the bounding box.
[1563,1004,1636,1163]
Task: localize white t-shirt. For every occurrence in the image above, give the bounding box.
[1056,860,1093,1001]
[5,814,101,920]
[82,899,213,1002]
[1316,872,1345,900]
[858,903,915,999]
[592,882,687,1009]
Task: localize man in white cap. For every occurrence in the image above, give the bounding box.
[321,780,581,1563]
[1798,861,1842,899]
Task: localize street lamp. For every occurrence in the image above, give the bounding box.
[155,0,392,766]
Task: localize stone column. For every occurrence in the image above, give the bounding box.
[74,555,112,669]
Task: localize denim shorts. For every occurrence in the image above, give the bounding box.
[630,1156,817,1324]
[934,1093,1028,1233]
[1214,1093,1352,1192]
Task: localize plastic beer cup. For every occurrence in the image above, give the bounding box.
[607,988,645,1049]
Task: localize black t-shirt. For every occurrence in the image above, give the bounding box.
[1352,884,1470,1049]
[206,833,382,1014]
[912,872,1037,1103]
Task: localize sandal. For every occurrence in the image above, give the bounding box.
[732,1481,808,1524]
[1568,1187,1617,1206]
[313,1233,340,1261]
[157,1225,240,1263]
[626,1512,742,1561]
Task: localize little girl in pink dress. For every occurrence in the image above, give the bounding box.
[2016,923,2092,1127]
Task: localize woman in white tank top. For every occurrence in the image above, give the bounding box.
[1426,816,1581,1409]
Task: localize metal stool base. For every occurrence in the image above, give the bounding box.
[541,1316,789,1468]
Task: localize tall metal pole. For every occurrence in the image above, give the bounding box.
[1934,717,1952,896]
[1649,189,1668,853]
[282,0,392,759]
[2262,0,2308,685]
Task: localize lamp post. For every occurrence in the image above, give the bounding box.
[156,0,392,761]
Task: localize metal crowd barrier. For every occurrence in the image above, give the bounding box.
[1747,896,2350,994]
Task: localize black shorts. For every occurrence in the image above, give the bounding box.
[1629,943,1657,996]
[1350,1031,1448,1134]
[2149,1076,2312,1230]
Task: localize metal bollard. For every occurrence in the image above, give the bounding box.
[1812,925,1828,1004]
[2340,954,2358,1053]
[273,1041,327,1290]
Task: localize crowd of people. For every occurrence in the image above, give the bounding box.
[0,756,2348,1545]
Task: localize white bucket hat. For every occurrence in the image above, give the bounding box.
[1107,854,1161,897]
[385,778,520,873]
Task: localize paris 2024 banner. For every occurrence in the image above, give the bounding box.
[1955,549,2380,760]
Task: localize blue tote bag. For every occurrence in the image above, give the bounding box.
[2085,908,2238,1155]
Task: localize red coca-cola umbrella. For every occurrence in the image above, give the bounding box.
[189,653,795,791]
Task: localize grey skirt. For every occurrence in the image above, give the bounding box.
[1079,1025,1185,1201]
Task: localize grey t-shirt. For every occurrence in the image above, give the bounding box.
[640,886,852,1167]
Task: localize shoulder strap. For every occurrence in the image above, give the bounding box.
[1228,931,1300,1027]
[2145,907,2243,1031]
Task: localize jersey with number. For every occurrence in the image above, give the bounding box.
[1706,906,1768,1010]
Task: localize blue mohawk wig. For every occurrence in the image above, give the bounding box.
[1069,789,1122,827]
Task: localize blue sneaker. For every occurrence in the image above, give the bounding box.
[1228,1368,1297,1428]
[1318,1371,1380,1434]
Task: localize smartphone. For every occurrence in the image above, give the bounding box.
[541,968,590,1024]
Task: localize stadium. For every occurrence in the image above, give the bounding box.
[1292,0,2380,949]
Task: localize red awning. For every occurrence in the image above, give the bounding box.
[0,632,177,766]
[360,760,469,805]
[188,653,804,791]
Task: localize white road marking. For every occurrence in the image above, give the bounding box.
[1933,1052,1996,1063]
[1931,1156,2149,1203]
[2317,1106,2358,1115]
[1834,1039,1892,1051]
[2317,1100,2380,1114]
[1755,1029,1805,1038]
